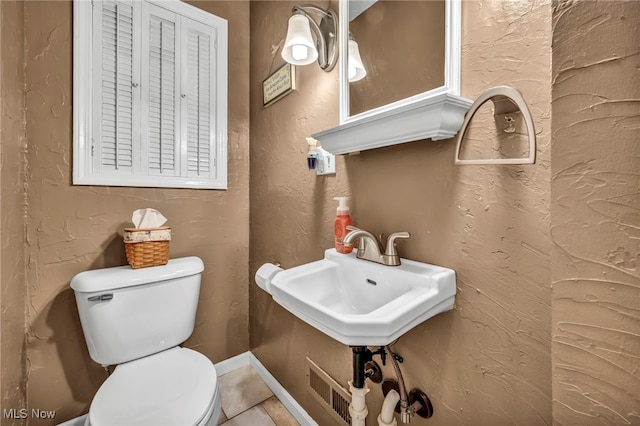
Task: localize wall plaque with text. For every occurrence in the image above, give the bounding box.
[263,63,296,107]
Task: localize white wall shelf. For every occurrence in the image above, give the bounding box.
[313,89,472,155]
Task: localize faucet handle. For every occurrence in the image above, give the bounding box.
[385,232,410,256]
[346,225,360,232]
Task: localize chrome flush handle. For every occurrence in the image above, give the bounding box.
[88,294,113,302]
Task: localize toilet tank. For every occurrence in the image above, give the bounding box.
[71,257,204,366]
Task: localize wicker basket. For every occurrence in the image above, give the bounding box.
[123,226,171,269]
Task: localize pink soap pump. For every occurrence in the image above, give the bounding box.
[334,197,353,254]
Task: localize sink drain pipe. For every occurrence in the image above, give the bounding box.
[351,346,412,425]
[350,347,371,426]
[378,389,401,426]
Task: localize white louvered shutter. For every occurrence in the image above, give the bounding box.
[143,4,179,177]
[183,18,216,179]
[75,0,227,189]
[93,0,138,175]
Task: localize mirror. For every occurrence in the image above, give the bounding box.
[348,0,445,117]
[312,0,471,155]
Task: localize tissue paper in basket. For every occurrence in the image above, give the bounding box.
[124,208,171,269]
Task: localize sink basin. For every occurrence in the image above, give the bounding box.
[255,249,456,346]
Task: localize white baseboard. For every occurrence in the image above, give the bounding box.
[58,351,317,426]
[213,351,252,376]
[57,414,87,426]
[214,351,318,426]
[247,353,318,426]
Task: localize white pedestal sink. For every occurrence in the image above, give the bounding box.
[255,249,456,346]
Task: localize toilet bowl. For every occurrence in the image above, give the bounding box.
[85,348,221,426]
[71,257,219,426]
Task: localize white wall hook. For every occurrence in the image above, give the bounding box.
[454,85,536,165]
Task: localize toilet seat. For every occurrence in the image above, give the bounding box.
[89,347,217,426]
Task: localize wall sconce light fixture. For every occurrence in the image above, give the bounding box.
[348,33,366,82]
[282,5,338,71]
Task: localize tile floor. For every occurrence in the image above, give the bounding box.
[217,365,301,426]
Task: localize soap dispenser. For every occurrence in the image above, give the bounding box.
[305,137,336,175]
[334,197,353,254]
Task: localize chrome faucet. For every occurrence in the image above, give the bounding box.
[343,225,410,266]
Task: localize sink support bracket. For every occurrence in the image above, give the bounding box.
[370,346,404,366]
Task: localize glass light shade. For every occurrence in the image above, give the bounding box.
[348,39,367,82]
[282,14,318,66]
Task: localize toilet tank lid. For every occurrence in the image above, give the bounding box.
[70,257,204,293]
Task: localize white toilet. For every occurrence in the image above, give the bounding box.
[71,257,221,426]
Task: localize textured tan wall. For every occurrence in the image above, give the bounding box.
[551,1,640,424]
[249,1,350,424]
[22,1,249,424]
[250,1,552,425]
[0,1,27,423]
